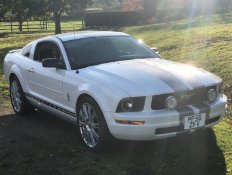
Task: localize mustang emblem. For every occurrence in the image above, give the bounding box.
[183,94,194,100]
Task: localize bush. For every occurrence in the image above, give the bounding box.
[84,11,153,27]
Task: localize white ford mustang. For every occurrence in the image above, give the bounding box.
[4,31,227,151]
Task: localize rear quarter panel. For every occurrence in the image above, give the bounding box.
[4,52,32,92]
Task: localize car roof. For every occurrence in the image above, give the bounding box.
[53,31,130,42]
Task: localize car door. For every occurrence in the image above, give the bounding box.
[26,40,66,109]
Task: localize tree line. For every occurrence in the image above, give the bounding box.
[0,0,229,34]
[0,0,93,34]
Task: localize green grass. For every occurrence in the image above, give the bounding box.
[0,19,83,33]
[1,13,232,174]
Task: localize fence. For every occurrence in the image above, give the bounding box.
[0,20,84,32]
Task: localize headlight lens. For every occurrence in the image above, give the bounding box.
[165,96,177,110]
[116,97,146,113]
[207,89,217,103]
[121,98,133,112]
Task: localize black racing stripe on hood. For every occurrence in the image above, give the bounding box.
[141,59,205,89]
[193,103,211,120]
[126,63,190,92]
[175,106,195,122]
[150,68,189,92]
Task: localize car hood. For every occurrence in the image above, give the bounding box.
[81,58,222,97]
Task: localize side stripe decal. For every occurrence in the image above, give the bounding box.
[24,92,76,117]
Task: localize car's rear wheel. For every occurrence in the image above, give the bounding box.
[10,76,35,115]
[77,97,109,152]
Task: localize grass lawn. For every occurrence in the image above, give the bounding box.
[1,13,232,174]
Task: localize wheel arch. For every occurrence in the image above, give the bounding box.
[75,93,107,115]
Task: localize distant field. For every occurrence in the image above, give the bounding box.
[1,13,232,175]
[0,19,83,33]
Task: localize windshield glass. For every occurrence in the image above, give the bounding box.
[63,36,161,69]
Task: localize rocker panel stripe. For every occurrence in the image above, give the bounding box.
[24,92,76,117]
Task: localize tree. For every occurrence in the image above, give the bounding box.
[44,0,93,34]
[122,0,143,11]
[11,0,32,31]
[0,0,13,19]
[11,0,51,31]
[123,0,159,14]
[143,0,160,14]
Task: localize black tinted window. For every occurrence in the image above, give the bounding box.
[22,44,32,57]
[64,36,160,69]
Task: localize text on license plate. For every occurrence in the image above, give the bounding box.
[184,113,206,130]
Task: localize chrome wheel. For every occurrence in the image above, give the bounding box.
[79,103,99,147]
[11,80,22,112]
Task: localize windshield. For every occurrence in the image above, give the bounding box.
[63,36,161,69]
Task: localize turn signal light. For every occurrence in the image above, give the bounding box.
[115,120,145,125]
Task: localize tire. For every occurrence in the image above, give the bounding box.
[10,76,35,116]
[77,96,110,152]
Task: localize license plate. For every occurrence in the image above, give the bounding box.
[184,113,206,130]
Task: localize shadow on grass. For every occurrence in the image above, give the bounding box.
[0,109,226,175]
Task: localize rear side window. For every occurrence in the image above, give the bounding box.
[22,44,32,57]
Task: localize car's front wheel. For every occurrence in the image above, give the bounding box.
[10,76,35,115]
[77,97,110,152]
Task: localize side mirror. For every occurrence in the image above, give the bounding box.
[42,58,65,69]
[150,47,159,55]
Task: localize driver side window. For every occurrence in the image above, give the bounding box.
[35,42,63,62]
[34,41,66,69]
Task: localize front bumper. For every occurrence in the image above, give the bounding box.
[104,94,227,140]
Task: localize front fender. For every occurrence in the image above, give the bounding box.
[63,71,130,116]
[77,83,111,112]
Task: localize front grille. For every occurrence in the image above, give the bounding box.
[151,85,217,110]
[155,116,220,135]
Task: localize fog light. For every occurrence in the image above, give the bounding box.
[207,89,217,103]
[115,120,145,125]
[165,96,177,110]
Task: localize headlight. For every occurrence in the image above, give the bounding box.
[207,89,217,103]
[218,81,224,95]
[116,97,146,112]
[165,96,177,110]
[121,98,133,112]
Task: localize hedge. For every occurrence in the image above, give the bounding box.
[84,11,154,27]
[84,8,232,27]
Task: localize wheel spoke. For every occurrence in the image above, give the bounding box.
[82,105,89,120]
[87,132,91,145]
[91,123,99,129]
[12,82,16,92]
[79,110,87,121]
[90,111,96,122]
[16,98,20,111]
[92,129,99,140]
[87,105,92,121]
[79,121,87,127]
[12,99,17,108]
[90,131,96,145]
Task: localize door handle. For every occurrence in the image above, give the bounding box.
[28,68,35,73]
